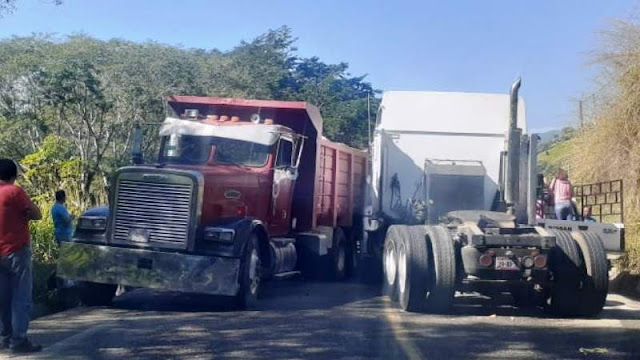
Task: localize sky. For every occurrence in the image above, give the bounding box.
[0,0,638,132]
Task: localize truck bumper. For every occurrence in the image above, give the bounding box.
[461,245,551,283]
[57,242,240,296]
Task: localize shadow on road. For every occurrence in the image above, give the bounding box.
[19,281,640,360]
[450,292,640,321]
[112,280,382,313]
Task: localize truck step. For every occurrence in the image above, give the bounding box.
[272,271,301,280]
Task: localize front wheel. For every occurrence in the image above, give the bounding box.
[330,227,348,281]
[235,233,262,310]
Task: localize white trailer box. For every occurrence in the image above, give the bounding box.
[369,91,526,223]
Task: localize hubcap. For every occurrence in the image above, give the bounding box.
[249,248,260,295]
[384,243,397,285]
[397,243,407,294]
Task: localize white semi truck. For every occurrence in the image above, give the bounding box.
[362,79,624,316]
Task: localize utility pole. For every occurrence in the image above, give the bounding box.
[367,92,372,147]
[579,99,584,128]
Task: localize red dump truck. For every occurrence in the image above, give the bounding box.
[57,96,366,309]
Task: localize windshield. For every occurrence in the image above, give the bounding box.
[159,135,212,165]
[214,137,271,167]
[159,135,271,167]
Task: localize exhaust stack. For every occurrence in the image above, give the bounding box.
[504,78,522,214]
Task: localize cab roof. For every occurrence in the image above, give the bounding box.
[159,117,295,146]
[167,96,324,138]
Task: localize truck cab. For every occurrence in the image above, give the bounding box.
[57,96,366,309]
[365,79,618,317]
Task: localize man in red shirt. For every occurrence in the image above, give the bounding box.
[0,159,42,354]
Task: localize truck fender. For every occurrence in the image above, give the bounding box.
[203,218,269,259]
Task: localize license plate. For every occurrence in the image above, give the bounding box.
[495,257,519,271]
[129,228,150,243]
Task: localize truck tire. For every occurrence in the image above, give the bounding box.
[396,225,430,312]
[383,226,402,301]
[573,231,609,317]
[548,229,583,316]
[330,227,347,281]
[77,282,117,306]
[236,233,261,310]
[423,226,456,313]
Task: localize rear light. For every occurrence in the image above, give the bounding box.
[534,255,547,268]
[521,256,535,268]
[479,254,493,267]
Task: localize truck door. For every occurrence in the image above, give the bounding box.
[269,136,299,236]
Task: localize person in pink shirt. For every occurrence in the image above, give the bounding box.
[549,169,574,220]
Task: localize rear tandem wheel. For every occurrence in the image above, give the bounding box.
[387,225,456,313]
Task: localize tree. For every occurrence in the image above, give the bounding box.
[0,28,379,210]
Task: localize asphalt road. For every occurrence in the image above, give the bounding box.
[4,281,640,360]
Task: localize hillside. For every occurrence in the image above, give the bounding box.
[537,138,572,179]
[536,129,561,145]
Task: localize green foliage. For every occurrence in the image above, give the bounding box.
[20,135,84,212]
[29,202,58,264]
[0,29,379,303]
[0,28,378,210]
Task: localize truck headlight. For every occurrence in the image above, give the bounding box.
[77,216,107,231]
[203,228,235,244]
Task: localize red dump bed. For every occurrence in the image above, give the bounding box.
[167,95,367,233]
[315,139,367,229]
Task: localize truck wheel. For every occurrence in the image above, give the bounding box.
[396,226,430,312]
[548,229,583,316]
[572,231,609,317]
[330,227,347,281]
[236,233,261,310]
[77,282,117,306]
[423,226,456,313]
[383,226,402,301]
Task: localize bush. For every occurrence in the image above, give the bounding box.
[562,20,640,271]
[30,202,62,306]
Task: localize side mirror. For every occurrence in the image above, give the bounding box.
[131,126,143,165]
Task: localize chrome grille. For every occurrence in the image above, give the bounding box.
[113,180,194,248]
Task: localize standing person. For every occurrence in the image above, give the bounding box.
[51,190,73,244]
[0,159,43,353]
[549,169,574,221]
